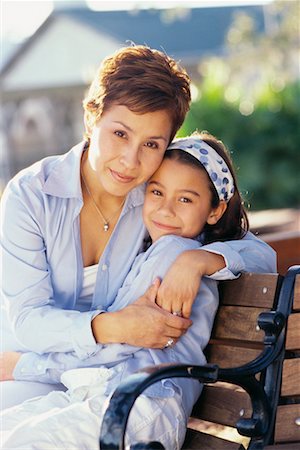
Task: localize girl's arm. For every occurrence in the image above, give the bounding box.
[5,238,196,384]
[157,232,277,318]
[1,269,190,383]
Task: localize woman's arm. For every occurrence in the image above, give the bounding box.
[157,232,277,318]
[1,180,102,358]
[0,266,191,383]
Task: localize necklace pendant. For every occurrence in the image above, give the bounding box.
[103,223,109,232]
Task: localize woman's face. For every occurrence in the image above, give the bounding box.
[143,158,219,242]
[87,104,173,197]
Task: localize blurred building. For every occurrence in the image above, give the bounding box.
[0,4,266,187]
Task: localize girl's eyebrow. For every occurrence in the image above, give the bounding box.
[179,189,200,197]
[112,121,168,142]
[148,180,163,186]
[148,180,200,197]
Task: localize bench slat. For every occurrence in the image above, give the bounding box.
[183,428,246,449]
[207,344,262,368]
[212,306,265,343]
[191,382,252,428]
[285,313,300,351]
[274,404,300,443]
[220,273,279,307]
[281,359,300,396]
[265,444,300,449]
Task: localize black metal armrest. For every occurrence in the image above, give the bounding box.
[99,363,218,449]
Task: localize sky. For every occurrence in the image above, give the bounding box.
[1,0,273,42]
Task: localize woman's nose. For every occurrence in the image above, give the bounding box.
[119,146,139,169]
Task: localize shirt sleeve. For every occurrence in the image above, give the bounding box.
[1,179,99,358]
[13,344,133,383]
[201,231,277,280]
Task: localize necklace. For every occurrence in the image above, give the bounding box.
[81,169,125,232]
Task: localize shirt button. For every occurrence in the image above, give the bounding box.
[101,264,108,271]
[36,364,42,371]
[20,368,26,373]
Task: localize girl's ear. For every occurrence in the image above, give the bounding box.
[207,201,227,225]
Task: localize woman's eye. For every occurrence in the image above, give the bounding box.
[152,189,162,196]
[114,130,126,138]
[145,141,158,149]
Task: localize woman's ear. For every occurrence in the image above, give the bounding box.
[84,113,93,138]
[207,201,227,225]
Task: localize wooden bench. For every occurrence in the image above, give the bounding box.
[99,266,300,450]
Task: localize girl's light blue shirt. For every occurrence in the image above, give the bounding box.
[0,142,276,382]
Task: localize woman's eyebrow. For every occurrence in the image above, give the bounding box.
[113,121,168,142]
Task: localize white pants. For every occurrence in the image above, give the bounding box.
[0,380,66,410]
[1,368,187,450]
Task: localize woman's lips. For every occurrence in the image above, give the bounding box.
[110,169,135,183]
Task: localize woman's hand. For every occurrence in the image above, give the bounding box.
[92,280,192,349]
[0,351,22,381]
[156,249,226,318]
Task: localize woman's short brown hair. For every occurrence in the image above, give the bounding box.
[83,45,191,142]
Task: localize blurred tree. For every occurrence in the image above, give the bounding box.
[180,0,300,210]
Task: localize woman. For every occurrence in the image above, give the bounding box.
[0,45,276,409]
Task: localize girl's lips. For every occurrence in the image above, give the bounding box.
[110,169,135,183]
[152,220,179,231]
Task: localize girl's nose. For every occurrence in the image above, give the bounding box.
[159,199,176,217]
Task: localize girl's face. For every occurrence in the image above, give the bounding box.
[87,104,173,197]
[143,158,223,242]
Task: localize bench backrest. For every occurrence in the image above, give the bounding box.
[184,272,283,449]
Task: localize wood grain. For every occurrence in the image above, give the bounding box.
[220,273,279,308]
[281,359,300,396]
[274,404,300,442]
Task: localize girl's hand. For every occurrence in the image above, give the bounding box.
[0,351,22,381]
[156,249,226,318]
[92,280,192,348]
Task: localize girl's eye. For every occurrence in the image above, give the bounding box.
[179,197,192,203]
[145,141,159,149]
[114,130,126,138]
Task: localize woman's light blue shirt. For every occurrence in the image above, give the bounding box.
[0,142,276,382]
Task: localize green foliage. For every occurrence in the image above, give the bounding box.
[179,81,300,210]
[179,0,300,211]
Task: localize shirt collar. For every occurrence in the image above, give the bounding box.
[43,142,84,199]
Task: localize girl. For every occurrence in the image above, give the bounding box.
[2,133,252,450]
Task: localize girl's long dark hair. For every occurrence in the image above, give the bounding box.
[164,132,249,244]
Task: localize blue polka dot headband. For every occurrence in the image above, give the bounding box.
[167,137,235,202]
